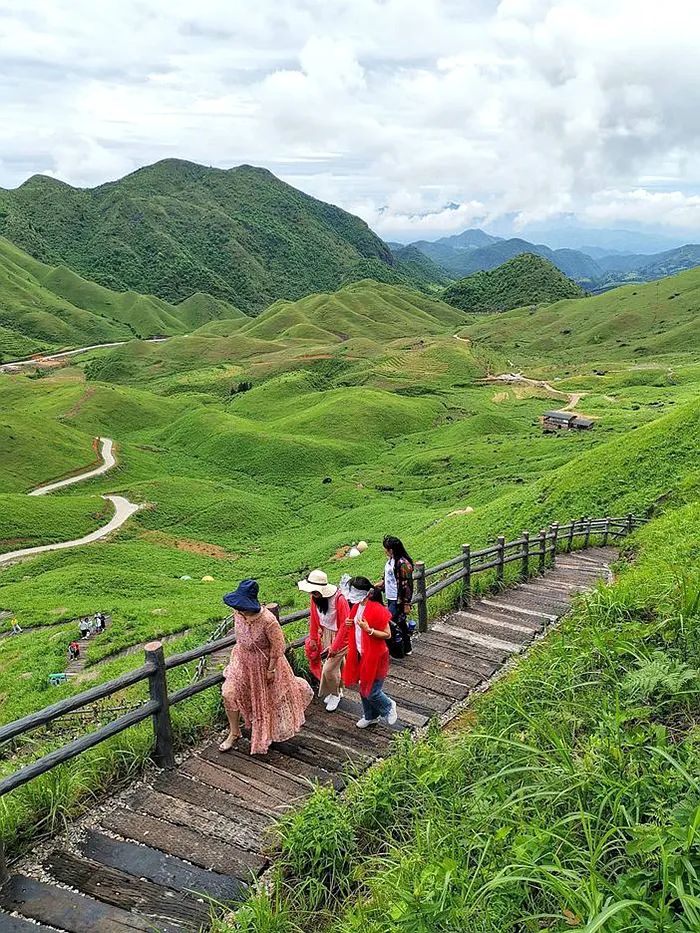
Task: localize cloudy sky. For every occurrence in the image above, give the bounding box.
[3,0,700,241]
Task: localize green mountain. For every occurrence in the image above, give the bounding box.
[442,253,584,313]
[0,160,395,314]
[0,237,247,361]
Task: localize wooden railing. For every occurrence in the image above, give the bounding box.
[0,513,644,880]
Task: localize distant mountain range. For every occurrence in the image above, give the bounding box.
[400,229,700,291]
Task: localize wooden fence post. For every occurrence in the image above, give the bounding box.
[626,513,634,535]
[551,522,559,564]
[521,531,530,581]
[602,516,611,546]
[268,602,280,621]
[584,516,592,549]
[415,562,428,633]
[144,641,175,770]
[460,544,471,610]
[496,536,505,588]
[0,838,8,887]
[566,519,575,553]
[538,529,547,574]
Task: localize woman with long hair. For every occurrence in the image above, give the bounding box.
[298,569,350,712]
[376,535,415,656]
[220,579,313,755]
[342,576,398,728]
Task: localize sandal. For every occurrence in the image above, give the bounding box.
[219,731,241,752]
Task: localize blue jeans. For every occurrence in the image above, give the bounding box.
[361,678,393,721]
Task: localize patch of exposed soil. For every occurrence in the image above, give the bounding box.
[139,530,238,560]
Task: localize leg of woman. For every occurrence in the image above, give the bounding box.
[319,647,347,708]
[367,678,393,719]
[219,705,241,751]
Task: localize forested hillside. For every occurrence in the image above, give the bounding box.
[442,253,584,312]
[0,160,395,313]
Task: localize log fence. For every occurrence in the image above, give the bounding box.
[0,512,645,883]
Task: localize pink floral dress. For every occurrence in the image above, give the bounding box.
[222,607,313,755]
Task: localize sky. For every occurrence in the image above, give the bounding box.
[3,0,700,243]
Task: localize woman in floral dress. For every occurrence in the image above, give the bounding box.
[220,579,313,755]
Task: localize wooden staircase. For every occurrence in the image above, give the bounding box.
[0,548,615,932]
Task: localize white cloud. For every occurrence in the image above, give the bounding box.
[1,0,700,240]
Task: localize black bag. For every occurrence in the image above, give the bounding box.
[388,619,405,658]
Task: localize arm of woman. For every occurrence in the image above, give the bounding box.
[397,560,414,614]
[264,610,287,679]
[329,595,350,654]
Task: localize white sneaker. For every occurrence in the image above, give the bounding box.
[325,694,341,712]
[356,716,380,728]
[322,694,332,706]
[386,700,398,726]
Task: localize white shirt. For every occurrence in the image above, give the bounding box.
[354,604,365,652]
[317,598,338,632]
[385,559,398,600]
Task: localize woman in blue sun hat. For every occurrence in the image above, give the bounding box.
[220,579,313,755]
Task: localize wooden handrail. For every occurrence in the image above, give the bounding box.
[0,513,645,807]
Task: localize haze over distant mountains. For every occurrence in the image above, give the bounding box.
[400,228,700,292]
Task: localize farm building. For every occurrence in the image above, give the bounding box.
[541,411,595,431]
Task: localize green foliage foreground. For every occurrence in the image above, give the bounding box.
[220,503,700,932]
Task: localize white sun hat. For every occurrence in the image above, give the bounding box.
[297,569,338,598]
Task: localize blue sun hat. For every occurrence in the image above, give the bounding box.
[223,579,261,612]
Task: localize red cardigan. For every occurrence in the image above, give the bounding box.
[342,600,392,697]
[304,592,350,679]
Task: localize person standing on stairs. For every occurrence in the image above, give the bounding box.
[298,569,350,712]
[342,577,398,728]
[219,579,314,755]
[375,535,415,656]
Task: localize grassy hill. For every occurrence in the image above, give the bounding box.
[0,160,397,313]
[442,253,585,313]
[463,264,700,368]
[0,237,246,361]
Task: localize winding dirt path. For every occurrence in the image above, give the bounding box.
[485,372,586,410]
[0,337,170,373]
[0,438,140,568]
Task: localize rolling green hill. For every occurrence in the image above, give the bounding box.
[0,160,396,313]
[0,237,246,361]
[463,263,700,366]
[442,253,585,313]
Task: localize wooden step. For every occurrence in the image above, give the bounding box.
[0,873,179,933]
[418,629,508,665]
[480,598,557,622]
[0,913,57,932]
[45,849,211,930]
[82,830,243,902]
[433,619,523,654]
[179,757,288,816]
[99,808,265,879]
[451,611,535,644]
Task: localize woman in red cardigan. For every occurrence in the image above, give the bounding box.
[299,569,350,712]
[342,576,398,728]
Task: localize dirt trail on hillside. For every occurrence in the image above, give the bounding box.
[0,437,140,568]
[485,373,587,411]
